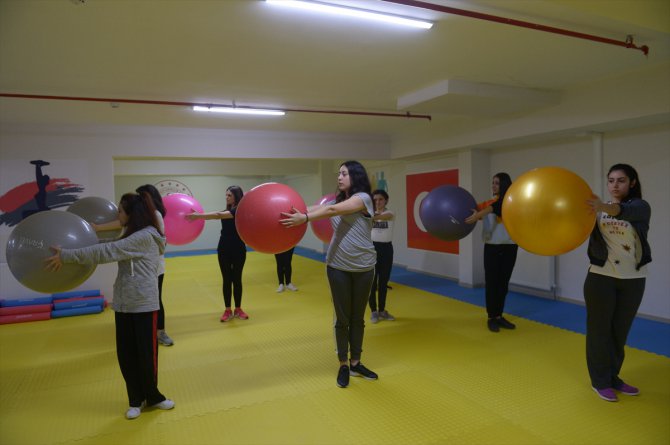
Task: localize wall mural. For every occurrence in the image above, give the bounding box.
[0,160,85,227]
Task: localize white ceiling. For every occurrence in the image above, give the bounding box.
[1,0,669,151]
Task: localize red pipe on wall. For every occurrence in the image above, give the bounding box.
[382,0,649,55]
[0,93,432,121]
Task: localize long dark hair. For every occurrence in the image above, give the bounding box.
[119,192,161,238]
[608,163,642,200]
[494,172,513,198]
[135,184,166,217]
[492,172,513,217]
[336,160,372,203]
[226,185,244,210]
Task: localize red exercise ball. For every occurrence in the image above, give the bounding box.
[310,193,336,244]
[235,183,307,254]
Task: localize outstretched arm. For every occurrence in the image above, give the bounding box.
[587,195,619,216]
[465,205,492,224]
[186,210,233,221]
[280,195,366,227]
[92,220,122,232]
[373,209,394,221]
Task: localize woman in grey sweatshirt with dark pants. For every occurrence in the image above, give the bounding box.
[47,192,174,420]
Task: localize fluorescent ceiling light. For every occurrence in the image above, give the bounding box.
[193,106,285,116]
[266,0,433,29]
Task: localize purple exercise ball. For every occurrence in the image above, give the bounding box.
[419,185,477,241]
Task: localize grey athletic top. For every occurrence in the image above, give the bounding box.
[326,192,376,272]
[60,226,166,313]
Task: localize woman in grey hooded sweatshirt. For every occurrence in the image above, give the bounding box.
[46,192,174,420]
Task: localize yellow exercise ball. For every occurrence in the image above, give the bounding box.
[502,167,596,256]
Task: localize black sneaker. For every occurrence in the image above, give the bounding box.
[337,365,350,388]
[350,362,378,380]
[497,317,516,330]
[487,318,500,332]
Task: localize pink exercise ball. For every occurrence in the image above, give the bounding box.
[163,193,205,245]
[310,193,336,244]
[236,183,307,254]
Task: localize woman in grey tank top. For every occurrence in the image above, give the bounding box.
[281,160,378,389]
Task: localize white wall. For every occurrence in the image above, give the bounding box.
[0,125,388,300]
[599,125,670,318]
[485,125,670,320]
[355,125,670,320]
[1,122,668,320]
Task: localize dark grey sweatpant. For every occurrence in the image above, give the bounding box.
[327,266,374,362]
[583,271,645,389]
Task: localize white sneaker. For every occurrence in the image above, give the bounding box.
[370,311,379,324]
[276,284,285,293]
[126,401,146,419]
[153,399,175,410]
[286,283,298,291]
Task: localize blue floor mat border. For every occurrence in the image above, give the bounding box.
[167,247,670,358]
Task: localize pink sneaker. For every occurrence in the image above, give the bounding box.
[592,386,618,402]
[220,309,233,322]
[615,382,640,396]
[234,308,249,320]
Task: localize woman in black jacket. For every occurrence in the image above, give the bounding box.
[585,164,651,402]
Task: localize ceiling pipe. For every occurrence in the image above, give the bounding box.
[0,93,432,121]
[381,0,649,55]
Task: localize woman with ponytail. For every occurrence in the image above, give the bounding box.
[465,172,519,332]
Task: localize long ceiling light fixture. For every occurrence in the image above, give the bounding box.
[192,105,285,116]
[266,0,433,29]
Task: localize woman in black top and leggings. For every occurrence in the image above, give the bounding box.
[188,185,248,322]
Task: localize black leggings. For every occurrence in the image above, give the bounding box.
[369,242,393,312]
[217,251,246,308]
[484,243,518,318]
[584,272,645,389]
[275,248,294,285]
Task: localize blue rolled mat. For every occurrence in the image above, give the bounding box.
[51,289,101,299]
[53,297,105,310]
[51,305,104,318]
[1,296,53,307]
